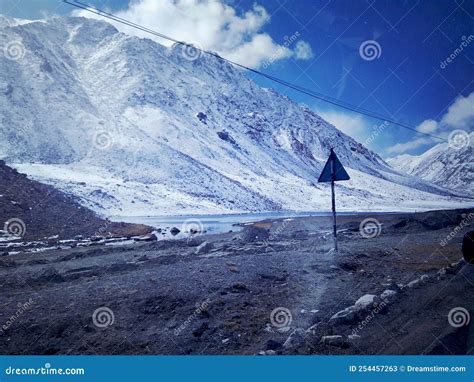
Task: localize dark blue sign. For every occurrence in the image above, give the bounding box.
[318,148,350,182]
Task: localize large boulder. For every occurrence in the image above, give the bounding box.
[239,225,269,243]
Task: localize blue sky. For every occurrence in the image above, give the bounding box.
[1,0,473,157]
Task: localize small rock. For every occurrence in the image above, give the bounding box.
[380,290,397,301]
[170,227,181,236]
[133,233,157,242]
[266,339,282,350]
[354,294,379,310]
[265,350,277,355]
[222,338,230,344]
[195,241,213,255]
[446,260,465,274]
[420,274,430,283]
[228,265,240,273]
[407,279,421,288]
[320,335,345,347]
[283,328,306,349]
[437,268,447,279]
[305,323,320,336]
[348,334,361,341]
[329,306,360,326]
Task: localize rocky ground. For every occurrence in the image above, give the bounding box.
[0,208,473,355]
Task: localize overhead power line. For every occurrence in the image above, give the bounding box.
[64,0,447,142]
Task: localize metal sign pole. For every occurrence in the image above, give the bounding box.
[318,148,349,254]
[330,151,338,252]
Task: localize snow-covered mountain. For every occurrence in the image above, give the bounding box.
[388,134,473,196]
[0,16,471,216]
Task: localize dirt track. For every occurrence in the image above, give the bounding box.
[0,209,473,355]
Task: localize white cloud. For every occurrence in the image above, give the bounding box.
[73,0,313,68]
[294,40,313,60]
[441,92,474,128]
[385,91,474,155]
[318,110,368,141]
[385,137,433,154]
[416,119,438,134]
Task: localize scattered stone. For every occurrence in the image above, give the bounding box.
[380,290,397,301]
[446,259,465,275]
[320,335,345,347]
[194,241,213,255]
[133,233,157,242]
[266,339,283,350]
[305,323,320,336]
[354,294,379,310]
[420,274,430,283]
[186,237,203,247]
[170,227,180,236]
[283,328,306,349]
[222,338,230,344]
[348,334,361,341]
[407,279,421,289]
[329,306,360,326]
[228,265,240,273]
[265,350,277,355]
[437,268,447,279]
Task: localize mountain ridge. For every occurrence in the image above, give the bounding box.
[0,15,471,216]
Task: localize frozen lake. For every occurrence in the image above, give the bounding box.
[111,211,395,237]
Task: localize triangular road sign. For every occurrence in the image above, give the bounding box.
[318,149,350,182]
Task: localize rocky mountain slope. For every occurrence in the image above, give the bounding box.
[388,133,473,197]
[0,160,149,240]
[0,16,470,216]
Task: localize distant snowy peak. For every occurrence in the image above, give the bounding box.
[0,15,471,215]
[388,133,474,196]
